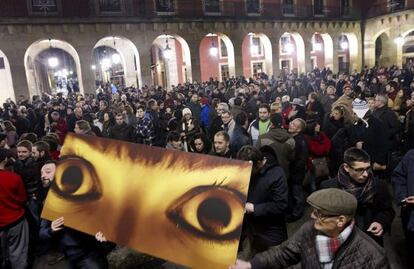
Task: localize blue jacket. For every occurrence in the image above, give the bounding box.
[392,149,414,231]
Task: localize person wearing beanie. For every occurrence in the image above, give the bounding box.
[349,99,389,172]
[230,188,390,269]
[321,148,394,246]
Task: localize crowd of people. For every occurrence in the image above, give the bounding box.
[1,64,414,268]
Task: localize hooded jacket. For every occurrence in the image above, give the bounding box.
[255,128,295,179]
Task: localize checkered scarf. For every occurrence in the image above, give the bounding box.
[315,221,355,269]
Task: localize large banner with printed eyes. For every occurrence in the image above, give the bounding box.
[41,133,252,269]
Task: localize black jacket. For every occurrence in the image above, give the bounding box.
[244,152,289,246]
[372,106,401,149]
[13,157,41,198]
[109,123,135,142]
[290,134,308,183]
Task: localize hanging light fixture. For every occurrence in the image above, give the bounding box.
[209,42,218,57]
[111,36,121,64]
[313,42,322,51]
[339,35,349,50]
[395,34,405,45]
[112,53,121,64]
[101,58,111,69]
[163,36,172,59]
[48,38,59,68]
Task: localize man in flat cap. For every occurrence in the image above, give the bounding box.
[230,188,390,269]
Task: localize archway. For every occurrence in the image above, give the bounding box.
[151,34,192,89]
[24,39,83,96]
[374,32,396,67]
[279,32,305,73]
[241,33,272,78]
[200,33,236,82]
[93,36,142,88]
[337,33,358,72]
[310,33,333,70]
[0,50,15,103]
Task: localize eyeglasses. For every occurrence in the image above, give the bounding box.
[346,164,371,175]
[312,209,339,221]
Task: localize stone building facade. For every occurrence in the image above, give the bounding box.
[0,0,413,102]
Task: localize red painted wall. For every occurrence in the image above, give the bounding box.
[175,39,184,84]
[200,36,228,82]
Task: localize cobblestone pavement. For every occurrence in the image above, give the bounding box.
[34,206,407,269]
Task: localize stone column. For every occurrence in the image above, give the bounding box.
[1,45,30,99]
[75,45,96,95]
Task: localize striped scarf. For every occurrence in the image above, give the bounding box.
[337,164,375,204]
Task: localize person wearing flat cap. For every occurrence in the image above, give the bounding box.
[230,188,390,269]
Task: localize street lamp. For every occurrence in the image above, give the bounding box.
[284,43,293,54]
[91,65,96,70]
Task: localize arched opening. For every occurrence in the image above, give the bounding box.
[402,30,414,66]
[200,33,236,82]
[241,33,272,78]
[151,34,192,89]
[310,33,333,70]
[0,50,15,103]
[24,39,83,96]
[337,33,358,73]
[93,36,142,88]
[375,32,396,67]
[279,32,305,73]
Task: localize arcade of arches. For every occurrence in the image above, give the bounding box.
[2,9,414,103]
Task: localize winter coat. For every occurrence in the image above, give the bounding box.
[290,134,309,184]
[248,119,270,146]
[392,149,414,232]
[250,221,390,269]
[230,125,252,155]
[109,123,135,142]
[372,105,401,150]
[256,128,295,179]
[244,153,289,247]
[331,94,355,124]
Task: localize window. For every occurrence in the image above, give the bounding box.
[99,0,121,12]
[313,0,324,16]
[0,58,5,70]
[156,0,175,13]
[340,0,350,16]
[220,38,228,58]
[251,37,262,56]
[246,0,261,14]
[280,36,292,54]
[282,0,294,15]
[220,64,229,81]
[204,0,220,14]
[389,0,405,12]
[30,0,58,14]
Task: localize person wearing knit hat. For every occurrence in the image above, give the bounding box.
[230,187,390,269]
[182,107,192,116]
[352,98,369,120]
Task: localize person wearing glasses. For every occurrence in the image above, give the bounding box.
[230,188,390,269]
[320,147,395,246]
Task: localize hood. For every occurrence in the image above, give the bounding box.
[267,128,291,143]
